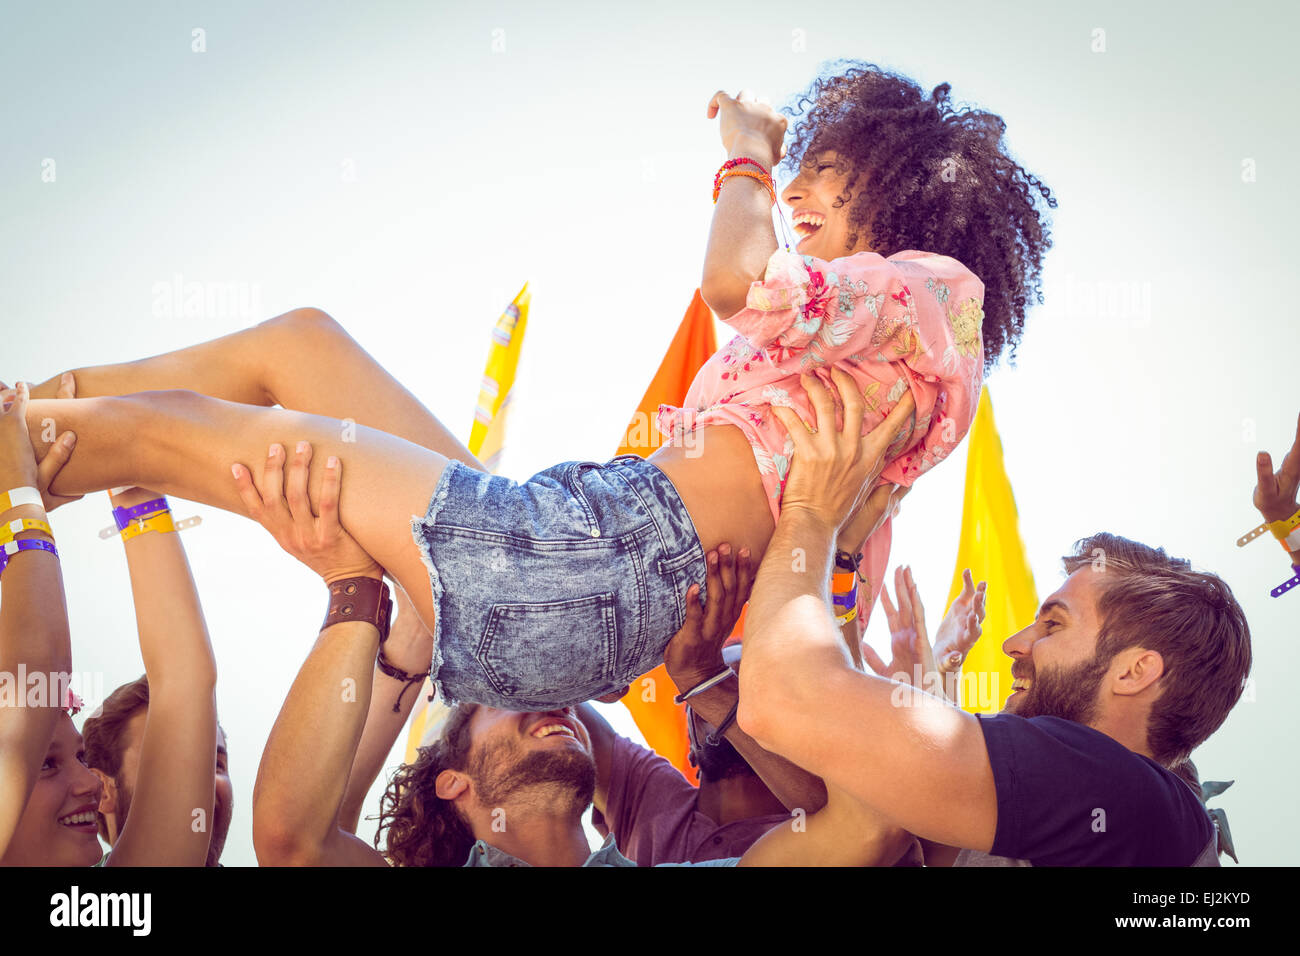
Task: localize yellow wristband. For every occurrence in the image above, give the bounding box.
[0,517,54,545]
[119,511,175,542]
[1269,506,1300,539]
[836,606,858,626]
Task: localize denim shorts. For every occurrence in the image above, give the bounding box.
[410,454,708,710]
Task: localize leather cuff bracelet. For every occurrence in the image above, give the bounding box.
[321,576,392,641]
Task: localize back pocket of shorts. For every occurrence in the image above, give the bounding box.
[475,592,619,700]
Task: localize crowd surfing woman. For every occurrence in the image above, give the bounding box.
[18,63,1055,711]
[0,381,221,867]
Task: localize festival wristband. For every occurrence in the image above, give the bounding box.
[119,511,176,542]
[1239,505,1300,547]
[0,486,42,515]
[832,590,858,610]
[0,538,59,575]
[1271,565,1300,598]
[0,517,54,545]
[1282,525,1300,554]
[836,605,858,626]
[673,666,736,705]
[321,576,393,642]
[1270,506,1300,537]
[112,497,170,531]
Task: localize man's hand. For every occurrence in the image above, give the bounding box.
[769,368,917,536]
[0,379,80,512]
[664,543,754,696]
[865,565,942,698]
[707,89,787,162]
[1254,412,1300,523]
[933,568,986,676]
[231,441,382,583]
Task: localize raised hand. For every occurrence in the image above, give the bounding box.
[664,542,754,697]
[769,368,917,536]
[231,441,382,583]
[933,568,986,676]
[1254,412,1300,523]
[865,565,942,699]
[707,89,787,161]
[0,380,79,512]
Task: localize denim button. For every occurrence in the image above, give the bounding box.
[590,529,600,537]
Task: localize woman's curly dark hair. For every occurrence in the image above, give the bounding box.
[782,61,1056,369]
[375,702,480,867]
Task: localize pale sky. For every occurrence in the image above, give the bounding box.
[2,0,1296,866]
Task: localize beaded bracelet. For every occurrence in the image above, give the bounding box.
[713,157,771,200]
[0,517,54,546]
[0,538,59,576]
[715,168,776,205]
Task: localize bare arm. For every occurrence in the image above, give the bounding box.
[574,703,617,817]
[0,382,76,859]
[337,586,432,834]
[243,443,388,866]
[668,544,828,813]
[737,784,912,867]
[699,91,785,319]
[105,486,217,867]
[738,370,999,851]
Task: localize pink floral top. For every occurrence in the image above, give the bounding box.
[657,248,985,617]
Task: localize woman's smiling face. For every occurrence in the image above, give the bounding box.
[781,151,872,259]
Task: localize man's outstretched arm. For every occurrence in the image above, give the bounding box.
[736,369,998,852]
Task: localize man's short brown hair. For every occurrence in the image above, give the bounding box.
[1063,533,1252,768]
[81,674,150,838]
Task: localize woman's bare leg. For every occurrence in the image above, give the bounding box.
[28,308,486,471]
[27,393,448,632]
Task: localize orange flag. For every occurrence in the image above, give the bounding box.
[613,290,717,778]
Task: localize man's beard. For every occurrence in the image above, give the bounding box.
[1006,652,1112,725]
[468,738,596,815]
[205,796,232,867]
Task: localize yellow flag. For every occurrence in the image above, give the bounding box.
[946,386,1038,714]
[468,283,531,470]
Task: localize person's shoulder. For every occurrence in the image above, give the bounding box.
[980,713,1214,864]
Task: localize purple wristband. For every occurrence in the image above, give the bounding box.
[0,538,59,574]
[113,497,169,531]
[1271,565,1300,598]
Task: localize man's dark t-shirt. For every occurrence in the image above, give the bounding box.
[968,714,1215,866]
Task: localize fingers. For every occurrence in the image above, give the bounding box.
[56,372,76,400]
[861,641,889,677]
[702,550,723,638]
[319,454,342,532]
[961,568,975,599]
[683,583,704,629]
[230,462,266,518]
[263,443,286,509]
[974,581,987,622]
[1256,450,1275,492]
[878,389,917,447]
[769,404,814,453]
[5,381,29,419]
[733,546,755,609]
[717,544,737,622]
[800,372,836,436]
[904,566,930,648]
[36,430,77,489]
[877,577,901,632]
[707,89,731,118]
[286,441,313,524]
